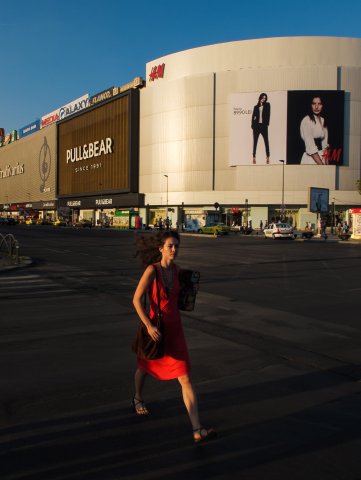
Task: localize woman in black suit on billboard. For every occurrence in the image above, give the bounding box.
[251,93,271,164]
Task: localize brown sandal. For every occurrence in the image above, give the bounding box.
[132,397,149,416]
[193,426,217,444]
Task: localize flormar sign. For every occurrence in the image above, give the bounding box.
[0,162,25,179]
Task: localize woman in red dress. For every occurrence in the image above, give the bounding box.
[132,230,216,444]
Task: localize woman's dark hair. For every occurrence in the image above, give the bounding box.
[258,93,268,105]
[135,230,180,266]
[307,96,327,127]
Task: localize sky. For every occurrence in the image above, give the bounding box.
[1,0,361,134]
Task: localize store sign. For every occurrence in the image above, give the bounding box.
[113,77,145,95]
[43,201,56,208]
[59,94,89,120]
[89,79,145,108]
[66,138,113,163]
[67,200,81,207]
[41,109,60,128]
[19,120,40,138]
[149,63,165,81]
[89,87,115,107]
[41,94,90,128]
[0,162,25,179]
[95,198,113,206]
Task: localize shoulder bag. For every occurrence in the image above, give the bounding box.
[178,269,200,311]
[132,265,164,360]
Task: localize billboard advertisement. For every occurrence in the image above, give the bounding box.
[309,187,329,213]
[58,92,138,196]
[229,90,344,166]
[229,91,287,166]
[287,90,344,165]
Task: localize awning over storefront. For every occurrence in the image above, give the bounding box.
[57,193,144,210]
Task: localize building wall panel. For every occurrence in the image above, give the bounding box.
[0,124,56,204]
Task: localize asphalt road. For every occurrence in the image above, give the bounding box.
[1,225,361,480]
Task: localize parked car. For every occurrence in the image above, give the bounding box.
[263,222,294,239]
[197,223,231,235]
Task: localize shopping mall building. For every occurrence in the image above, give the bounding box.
[1,37,361,229]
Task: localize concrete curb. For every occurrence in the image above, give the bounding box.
[0,256,34,273]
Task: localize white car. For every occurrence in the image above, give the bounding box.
[263,222,295,239]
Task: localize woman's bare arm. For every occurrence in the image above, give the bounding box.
[133,265,161,341]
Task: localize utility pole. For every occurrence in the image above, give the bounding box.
[279,160,285,220]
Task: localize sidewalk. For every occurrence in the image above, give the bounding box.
[0,254,33,272]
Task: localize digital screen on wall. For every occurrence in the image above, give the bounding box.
[309,187,330,213]
[58,95,130,196]
[228,90,344,166]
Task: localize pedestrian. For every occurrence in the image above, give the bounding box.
[132,230,216,444]
[320,219,328,239]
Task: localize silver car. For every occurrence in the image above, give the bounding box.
[264,222,294,239]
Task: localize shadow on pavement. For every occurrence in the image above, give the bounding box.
[2,367,361,479]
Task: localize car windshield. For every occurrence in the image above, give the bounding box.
[276,223,290,228]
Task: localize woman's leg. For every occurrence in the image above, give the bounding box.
[263,127,270,158]
[178,374,216,442]
[133,368,149,415]
[252,128,260,162]
[260,125,270,159]
[178,374,200,430]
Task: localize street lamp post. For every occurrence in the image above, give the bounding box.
[164,175,168,211]
[279,160,285,220]
[245,198,248,227]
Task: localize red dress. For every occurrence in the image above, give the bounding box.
[137,263,191,380]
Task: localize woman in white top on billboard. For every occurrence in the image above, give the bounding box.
[300,95,330,165]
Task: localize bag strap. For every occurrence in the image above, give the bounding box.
[153,265,162,327]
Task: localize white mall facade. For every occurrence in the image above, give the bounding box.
[139,36,361,229]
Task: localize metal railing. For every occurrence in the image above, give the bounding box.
[0,233,20,265]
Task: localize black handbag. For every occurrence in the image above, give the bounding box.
[178,269,200,311]
[132,266,164,360]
